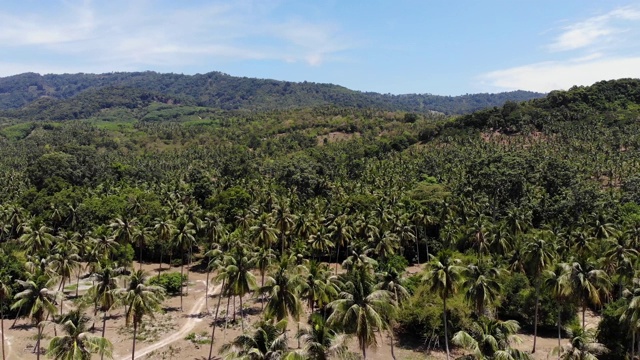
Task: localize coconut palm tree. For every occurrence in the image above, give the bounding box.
[327,263,394,360]
[552,326,608,360]
[172,217,196,311]
[88,265,127,360]
[48,248,81,313]
[220,319,290,360]
[299,260,339,313]
[620,277,640,359]
[121,270,165,360]
[375,267,409,359]
[152,217,174,274]
[522,232,555,353]
[225,246,257,331]
[296,313,348,360]
[463,262,503,317]
[544,263,572,355]
[11,277,59,360]
[255,247,276,310]
[261,257,303,324]
[423,250,465,360]
[451,318,531,360]
[19,223,54,256]
[567,258,611,330]
[48,308,113,360]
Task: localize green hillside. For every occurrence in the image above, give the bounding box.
[0,71,543,115]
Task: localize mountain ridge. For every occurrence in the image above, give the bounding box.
[0,71,544,115]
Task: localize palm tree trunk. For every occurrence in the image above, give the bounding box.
[443,296,450,360]
[533,280,540,353]
[36,325,42,360]
[139,241,143,270]
[631,328,635,360]
[180,263,184,311]
[362,340,367,360]
[209,278,225,359]
[389,329,396,360]
[335,242,340,275]
[187,247,192,295]
[582,303,586,330]
[11,305,21,328]
[132,321,137,360]
[205,270,210,313]
[158,249,163,276]
[557,310,561,360]
[1,310,5,360]
[75,269,81,298]
[101,311,108,360]
[261,273,265,311]
[59,278,66,313]
[239,293,244,331]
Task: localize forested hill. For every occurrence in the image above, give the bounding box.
[0,71,543,115]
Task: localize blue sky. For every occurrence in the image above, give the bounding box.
[1,0,640,95]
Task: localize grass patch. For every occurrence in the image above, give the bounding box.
[1,122,34,140]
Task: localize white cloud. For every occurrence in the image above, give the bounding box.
[481,6,640,92]
[0,0,352,73]
[549,6,640,52]
[480,56,640,93]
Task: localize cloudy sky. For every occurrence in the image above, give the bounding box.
[1,0,640,95]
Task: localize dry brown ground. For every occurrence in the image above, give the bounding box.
[2,261,600,360]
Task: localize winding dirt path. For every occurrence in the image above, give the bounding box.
[118,280,221,360]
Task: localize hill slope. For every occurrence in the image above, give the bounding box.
[0,71,543,115]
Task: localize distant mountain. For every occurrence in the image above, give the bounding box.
[0,71,544,115]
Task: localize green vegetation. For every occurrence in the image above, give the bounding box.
[2,78,640,359]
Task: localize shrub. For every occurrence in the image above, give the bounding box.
[148,272,186,295]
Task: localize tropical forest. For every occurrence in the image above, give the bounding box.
[1,72,640,360]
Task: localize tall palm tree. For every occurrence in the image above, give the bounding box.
[422,250,465,360]
[152,217,174,274]
[451,318,531,360]
[308,229,334,261]
[299,260,339,313]
[0,278,10,360]
[328,215,352,274]
[296,313,348,360]
[375,267,409,359]
[49,248,81,313]
[552,326,608,360]
[173,218,195,310]
[463,262,503,317]
[261,257,303,323]
[255,247,276,310]
[121,270,165,360]
[225,246,257,331]
[220,319,290,360]
[88,265,127,360]
[619,277,640,359]
[132,226,152,270]
[522,232,555,353]
[544,263,572,355]
[19,223,54,256]
[11,277,59,360]
[328,264,394,360]
[48,308,113,360]
[567,258,611,330]
[250,214,279,250]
